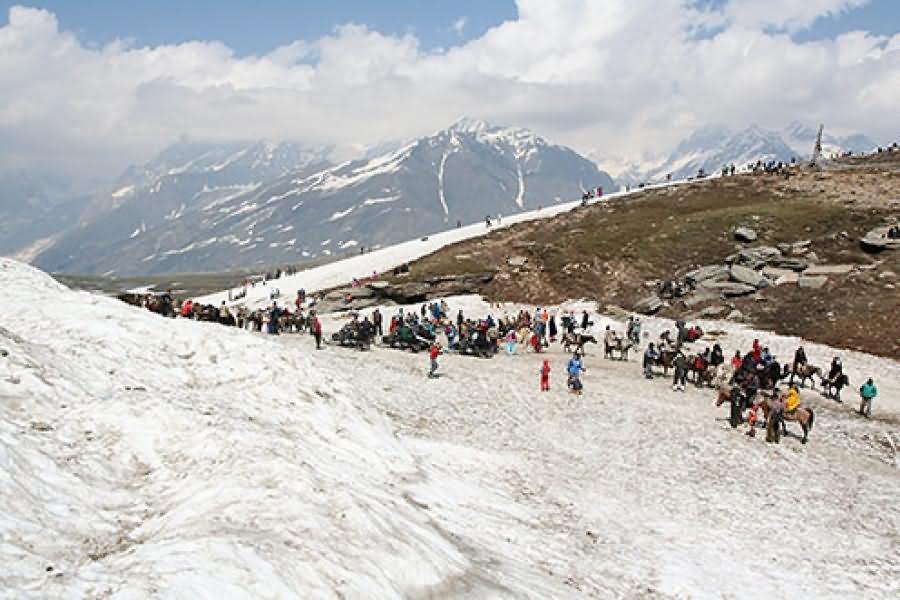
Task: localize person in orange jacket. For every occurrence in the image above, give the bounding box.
[539,359,551,391]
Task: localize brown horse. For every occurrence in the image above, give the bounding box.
[654,349,676,376]
[562,333,597,354]
[789,363,822,388]
[760,397,814,444]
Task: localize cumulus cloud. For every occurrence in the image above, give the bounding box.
[0,1,897,180]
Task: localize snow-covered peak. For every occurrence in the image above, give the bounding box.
[447,116,493,134]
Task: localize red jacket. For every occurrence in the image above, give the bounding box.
[430,345,440,360]
[312,317,322,334]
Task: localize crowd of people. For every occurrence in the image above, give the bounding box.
[124,286,884,427]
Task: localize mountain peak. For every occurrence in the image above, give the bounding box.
[447,117,493,134]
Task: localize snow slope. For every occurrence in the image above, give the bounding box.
[2,260,899,597]
[195,180,686,311]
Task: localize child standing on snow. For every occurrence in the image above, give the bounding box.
[539,359,551,391]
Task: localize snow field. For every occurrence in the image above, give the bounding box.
[2,260,898,598]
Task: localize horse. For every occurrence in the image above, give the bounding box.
[712,363,734,388]
[654,349,676,376]
[789,363,822,388]
[689,362,717,387]
[756,361,782,390]
[606,337,634,361]
[760,397,814,444]
[562,333,597,354]
[822,373,850,402]
[715,385,747,428]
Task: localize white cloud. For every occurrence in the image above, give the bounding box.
[451,17,467,36]
[0,1,897,181]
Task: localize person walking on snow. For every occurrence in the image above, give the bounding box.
[567,354,585,394]
[311,311,322,349]
[428,342,442,378]
[643,343,659,379]
[539,359,551,392]
[859,378,877,417]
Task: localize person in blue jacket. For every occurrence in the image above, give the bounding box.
[859,378,877,418]
[567,354,585,394]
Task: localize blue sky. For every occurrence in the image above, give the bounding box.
[1,0,898,54]
[0,0,518,54]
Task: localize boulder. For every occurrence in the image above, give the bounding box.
[734,227,758,242]
[789,240,812,255]
[633,295,664,315]
[701,281,758,297]
[769,257,809,272]
[507,255,529,267]
[729,265,769,289]
[762,267,799,285]
[878,270,897,281]
[798,276,828,289]
[726,310,744,321]
[735,246,781,269]
[366,280,390,290]
[804,264,854,276]
[682,290,721,308]
[699,305,729,318]
[684,265,729,285]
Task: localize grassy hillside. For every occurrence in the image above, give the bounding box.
[392,154,900,357]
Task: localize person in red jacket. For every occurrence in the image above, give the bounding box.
[180,299,193,318]
[751,339,761,362]
[311,312,322,350]
[539,359,551,391]
[428,342,441,378]
[731,350,742,371]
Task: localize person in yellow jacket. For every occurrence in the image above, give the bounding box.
[785,385,801,413]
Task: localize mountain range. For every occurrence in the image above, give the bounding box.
[30,119,615,275]
[600,121,877,186]
[0,118,878,276]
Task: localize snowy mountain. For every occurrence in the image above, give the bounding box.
[0,171,93,259]
[34,140,332,274]
[34,120,616,275]
[599,122,877,186]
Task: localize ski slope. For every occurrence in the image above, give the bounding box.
[195,179,693,311]
[2,258,898,598]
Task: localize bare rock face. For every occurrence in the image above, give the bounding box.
[700,281,758,297]
[734,227,758,242]
[804,264,854,276]
[798,275,828,289]
[685,265,729,285]
[633,295,664,315]
[729,264,769,289]
[507,255,529,267]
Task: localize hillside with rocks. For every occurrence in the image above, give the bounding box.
[383,150,900,358]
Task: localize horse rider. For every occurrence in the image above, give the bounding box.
[604,325,617,358]
[643,343,659,379]
[710,344,724,367]
[784,384,801,414]
[825,356,843,385]
[659,330,674,352]
[858,378,877,418]
[791,346,808,383]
